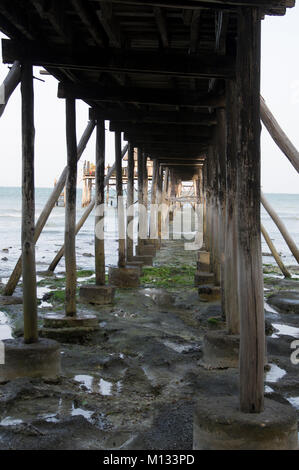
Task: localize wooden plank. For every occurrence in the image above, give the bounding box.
[95,119,106,285]
[110,122,213,136]
[21,61,38,344]
[154,7,169,48]
[2,39,235,79]
[90,107,217,125]
[125,133,210,144]
[0,61,21,119]
[236,7,264,414]
[190,11,201,54]
[97,2,123,47]
[126,143,135,260]
[261,224,291,278]
[70,0,106,46]
[260,96,299,173]
[115,131,126,268]
[59,82,226,108]
[65,97,78,316]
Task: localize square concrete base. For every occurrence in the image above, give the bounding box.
[79,284,115,305]
[194,271,215,286]
[197,250,210,272]
[0,338,61,383]
[126,260,144,275]
[136,244,156,257]
[198,285,221,302]
[108,266,140,288]
[131,255,153,266]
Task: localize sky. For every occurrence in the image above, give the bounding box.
[0,6,298,193]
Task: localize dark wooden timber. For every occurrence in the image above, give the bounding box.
[0,60,21,118]
[65,97,78,316]
[21,62,38,344]
[4,120,95,296]
[95,119,106,285]
[2,40,235,79]
[90,107,217,126]
[48,144,128,272]
[224,80,239,334]
[58,82,226,108]
[137,148,145,243]
[126,143,135,260]
[236,7,264,414]
[150,159,159,239]
[115,131,126,268]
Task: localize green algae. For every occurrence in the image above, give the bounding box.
[140,265,196,288]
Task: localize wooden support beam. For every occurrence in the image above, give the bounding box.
[97,2,123,48]
[236,7,264,414]
[261,224,291,278]
[110,122,213,137]
[2,40,235,80]
[65,98,78,316]
[58,82,226,108]
[70,0,106,47]
[261,192,299,264]
[190,11,201,54]
[154,7,169,48]
[260,96,299,173]
[126,143,135,260]
[115,131,126,268]
[0,61,21,119]
[4,120,95,297]
[21,62,38,344]
[127,134,210,144]
[95,119,106,285]
[48,144,128,272]
[90,107,217,125]
[31,0,73,43]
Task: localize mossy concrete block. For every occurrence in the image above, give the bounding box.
[194,395,298,450]
[108,266,140,288]
[136,244,156,257]
[0,338,60,383]
[79,284,115,305]
[197,250,210,271]
[201,330,240,369]
[194,271,215,286]
[43,313,99,329]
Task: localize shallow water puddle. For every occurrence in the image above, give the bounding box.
[74,375,122,396]
[264,385,274,394]
[265,363,287,383]
[0,311,12,340]
[0,396,95,426]
[271,323,299,339]
[264,301,280,314]
[286,397,299,410]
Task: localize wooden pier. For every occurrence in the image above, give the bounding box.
[0,0,298,451]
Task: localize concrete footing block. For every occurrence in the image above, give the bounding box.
[197,250,210,272]
[201,330,240,369]
[41,313,99,343]
[0,338,61,383]
[126,260,144,275]
[194,395,298,450]
[194,271,215,286]
[198,285,221,301]
[79,284,115,305]
[130,255,153,266]
[136,244,156,257]
[108,266,140,288]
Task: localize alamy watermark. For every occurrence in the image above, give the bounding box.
[290,340,299,365]
[0,340,4,365]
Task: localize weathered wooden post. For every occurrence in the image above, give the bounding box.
[43,98,98,338]
[194,8,297,450]
[261,224,291,278]
[0,61,21,119]
[0,63,60,382]
[126,143,135,261]
[108,135,140,287]
[47,144,128,273]
[3,120,95,298]
[79,118,115,304]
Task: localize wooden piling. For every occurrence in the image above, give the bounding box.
[236,7,264,414]
[137,148,145,244]
[115,131,126,268]
[0,61,21,119]
[261,223,291,278]
[149,158,158,239]
[21,62,38,344]
[224,80,240,335]
[3,120,95,297]
[126,143,134,260]
[95,119,106,285]
[65,98,77,316]
[47,144,128,272]
[261,192,299,264]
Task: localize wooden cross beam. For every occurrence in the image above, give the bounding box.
[90,107,217,125]
[110,122,214,137]
[58,82,226,108]
[2,39,235,79]
[125,133,211,144]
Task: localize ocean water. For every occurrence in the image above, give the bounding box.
[0,188,298,282]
